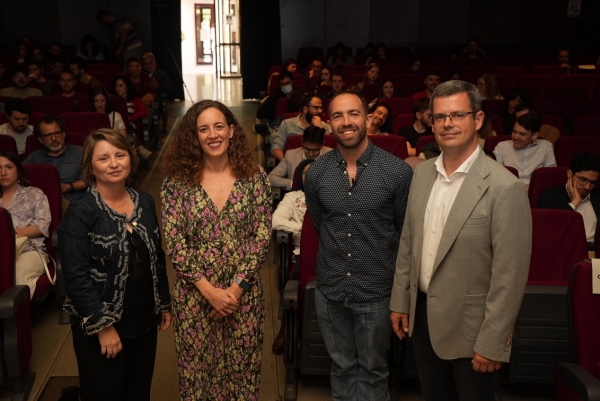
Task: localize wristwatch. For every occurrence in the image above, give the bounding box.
[69,182,75,192]
[233,277,249,291]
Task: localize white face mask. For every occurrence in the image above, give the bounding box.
[281,84,293,94]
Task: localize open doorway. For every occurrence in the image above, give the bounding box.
[195,4,215,65]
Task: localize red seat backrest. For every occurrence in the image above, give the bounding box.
[370,135,408,159]
[0,135,18,154]
[554,136,600,167]
[275,97,289,119]
[572,115,600,136]
[505,166,519,178]
[534,99,578,119]
[483,135,511,153]
[379,97,414,119]
[490,114,504,135]
[361,83,379,103]
[482,99,505,116]
[529,209,588,285]
[26,96,72,115]
[415,135,436,156]
[539,114,564,136]
[393,113,415,136]
[59,112,111,136]
[283,134,337,154]
[528,166,568,208]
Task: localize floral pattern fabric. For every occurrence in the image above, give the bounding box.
[161,169,271,401]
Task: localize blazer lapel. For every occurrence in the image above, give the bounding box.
[432,152,490,272]
[412,161,438,273]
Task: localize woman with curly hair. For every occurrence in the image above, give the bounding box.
[160,100,271,400]
[476,72,504,100]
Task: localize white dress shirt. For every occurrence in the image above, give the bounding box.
[420,146,481,293]
[272,190,306,255]
[493,139,556,185]
[567,187,597,243]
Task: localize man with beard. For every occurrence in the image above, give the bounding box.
[270,93,330,162]
[304,91,413,400]
[0,66,43,99]
[412,70,441,100]
[25,116,87,203]
[0,98,34,156]
[54,70,89,112]
[398,97,434,156]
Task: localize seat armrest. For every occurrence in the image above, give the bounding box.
[0,285,30,318]
[557,362,600,401]
[275,230,290,244]
[283,280,299,309]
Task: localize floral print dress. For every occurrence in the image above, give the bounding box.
[161,169,271,401]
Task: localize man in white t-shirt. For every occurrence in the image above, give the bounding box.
[0,98,34,157]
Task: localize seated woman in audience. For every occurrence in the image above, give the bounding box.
[314,66,332,90]
[477,73,504,100]
[14,42,28,64]
[111,75,152,160]
[357,62,380,91]
[327,42,353,71]
[502,88,528,136]
[90,87,127,137]
[0,151,51,298]
[76,34,105,61]
[478,103,496,148]
[59,129,171,401]
[367,102,392,135]
[375,42,387,61]
[410,56,422,74]
[363,42,375,65]
[379,78,395,98]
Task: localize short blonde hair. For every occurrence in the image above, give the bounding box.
[82,129,139,185]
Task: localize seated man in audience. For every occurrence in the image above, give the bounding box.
[494,112,556,186]
[397,97,434,156]
[27,59,55,95]
[270,93,330,162]
[514,101,560,144]
[457,37,487,60]
[558,49,571,73]
[327,72,345,98]
[538,152,599,248]
[24,115,88,204]
[54,70,89,112]
[70,57,102,91]
[411,70,440,100]
[49,55,66,75]
[141,52,174,99]
[48,42,63,57]
[0,66,43,99]
[306,57,323,87]
[126,56,155,108]
[0,98,34,156]
[268,126,332,189]
[256,70,295,124]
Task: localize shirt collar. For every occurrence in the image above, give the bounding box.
[42,143,70,158]
[564,184,591,203]
[436,146,480,180]
[333,139,375,167]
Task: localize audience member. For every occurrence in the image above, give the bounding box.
[514,101,560,145]
[31,46,44,64]
[494,112,556,186]
[367,101,392,135]
[390,80,530,401]
[0,65,43,99]
[270,93,330,162]
[304,91,412,401]
[447,67,462,81]
[97,10,143,64]
[49,55,66,75]
[48,42,62,57]
[363,42,375,65]
[126,57,154,108]
[476,73,503,99]
[398,97,434,157]
[478,103,497,148]
[538,152,599,247]
[27,59,54,95]
[70,57,102,91]
[24,116,88,204]
[0,98,34,156]
[257,70,295,124]
[306,57,323,87]
[316,66,332,89]
[54,70,89,112]
[75,34,105,61]
[0,150,51,298]
[410,56,422,74]
[326,42,353,71]
[357,62,380,91]
[457,37,487,60]
[558,49,571,73]
[327,72,345,98]
[375,42,387,61]
[501,88,528,136]
[379,78,395,98]
[14,42,28,64]
[141,52,174,99]
[266,58,297,95]
[267,126,331,190]
[412,70,441,100]
[90,87,127,137]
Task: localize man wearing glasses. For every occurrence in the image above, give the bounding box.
[270,93,330,162]
[25,116,87,203]
[391,80,531,400]
[494,112,556,186]
[0,66,42,99]
[539,152,600,249]
[267,126,332,190]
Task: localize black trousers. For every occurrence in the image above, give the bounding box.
[412,291,495,401]
[71,322,157,401]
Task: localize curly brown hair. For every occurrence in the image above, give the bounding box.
[163,100,259,184]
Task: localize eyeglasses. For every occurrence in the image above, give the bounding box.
[40,131,63,139]
[303,146,321,156]
[431,111,477,125]
[13,73,27,78]
[574,174,599,188]
[308,105,323,111]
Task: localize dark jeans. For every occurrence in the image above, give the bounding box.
[412,291,495,401]
[71,322,157,401]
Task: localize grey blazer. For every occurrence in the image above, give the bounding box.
[390,150,532,362]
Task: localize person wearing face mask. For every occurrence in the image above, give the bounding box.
[270,93,331,162]
[256,70,295,124]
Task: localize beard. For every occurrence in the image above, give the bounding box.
[304,110,314,124]
[334,122,367,150]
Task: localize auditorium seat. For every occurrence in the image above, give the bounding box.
[282,135,336,155]
[26,96,72,115]
[296,47,323,68]
[554,261,600,401]
[415,135,436,156]
[539,114,564,136]
[23,132,85,159]
[505,166,519,178]
[392,113,415,136]
[554,136,600,167]
[370,135,408,159]
[59,112,111,136]
[342,65,367,86]
[490,114,504,135]
[533,99,578,119]
[0,208,35,401]
[379,98,414,119]
[275,97,289,120]
[572,115,600,136]
[582,99,600,116]
[0,135,18,154]
[484,135,511,153]
[507,209,588,384]
[482,98,505,115]
[361,83,379,103]
[516,75,552,88]
[109,95,132,134]
[528,167,568,208]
